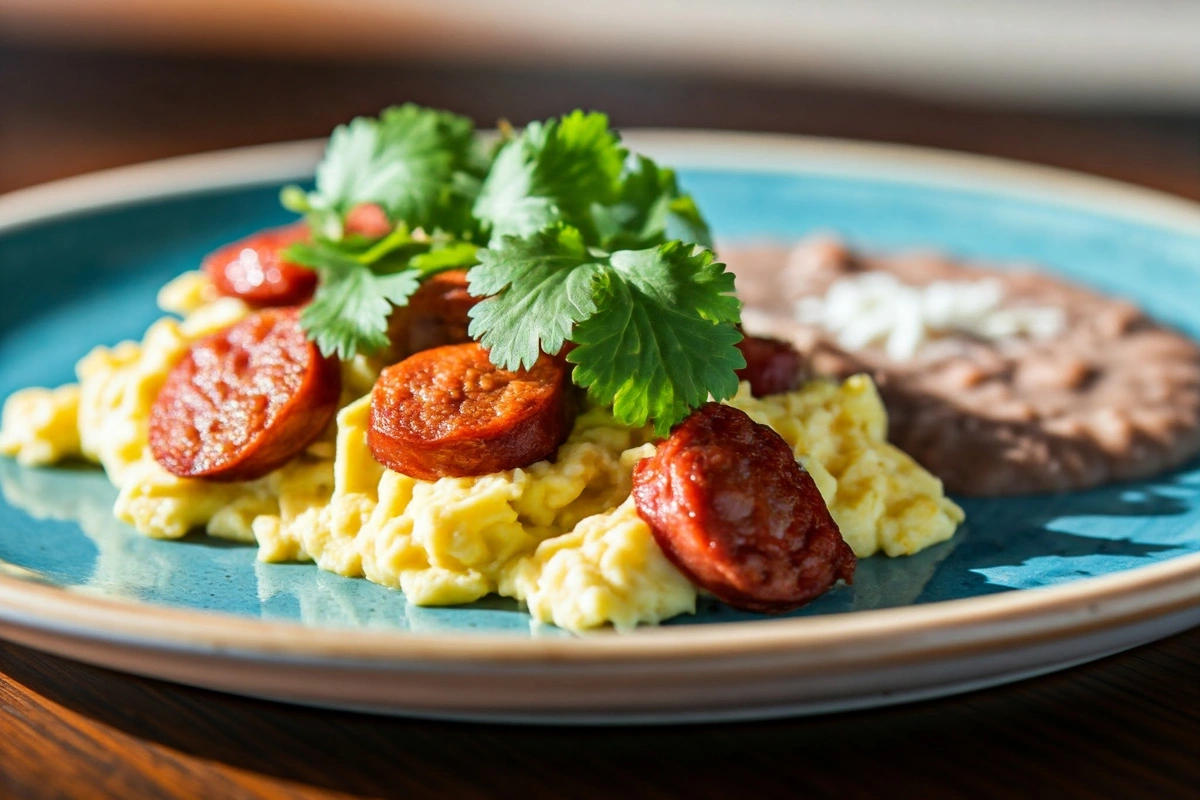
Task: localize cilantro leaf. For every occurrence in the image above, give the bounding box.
[286,236,423,359]
[569,243,743,436]
[466,226,600,370]
[592,156,712,251]
[473,111,626,242]
[278,102,735,421]
[470,229,743,435]
[283,104,484,239]
[300,267,420,360]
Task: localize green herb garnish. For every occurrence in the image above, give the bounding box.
[285,228,478,359]
[473,110,627,243]
[284,106,740,433]
[592,155,713,251]
[468,228,741,436]
[282,103,486,241]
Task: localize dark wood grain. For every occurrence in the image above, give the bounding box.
[2,631,1200,800]
[1,39,1199,800]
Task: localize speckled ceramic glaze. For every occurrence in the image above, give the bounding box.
[0,133,1198,723]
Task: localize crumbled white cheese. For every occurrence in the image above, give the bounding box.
[795,272,1065,360]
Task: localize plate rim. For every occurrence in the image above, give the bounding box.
[4,130,1200,236]
[2,130,1200,666]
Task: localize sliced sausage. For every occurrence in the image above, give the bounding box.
[632,403,855,612]
[149,307,341,482]
[343,202,393,239]
[202,224,317,307]
[384,269,481,360]
[369,342,574,480]
[735,334,806,397]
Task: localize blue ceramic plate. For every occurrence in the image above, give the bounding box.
[1,133,1199,723]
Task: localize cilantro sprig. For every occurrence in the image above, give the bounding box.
[468,227,743,436]
[285,229,478,359]
[471,112,711,252]
[592,155,713,251]
[571,243,741,435]
[282,104,486,241]
[474,110,627,243]
[285,106,738,433]
[467,226,601,370]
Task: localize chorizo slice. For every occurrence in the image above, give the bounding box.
[202,224,317,307]
[384,269,481,360]
[735,334,806,397]
[632,403,855,612]
[343,202,393,239]
[149,307,341,482]
[369,343,574,480]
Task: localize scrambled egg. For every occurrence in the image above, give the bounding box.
[0,384,81,466]
[0,271,964,631]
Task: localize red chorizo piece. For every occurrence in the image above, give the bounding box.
[369,343,574,480]
[632,403,855,612]
[384,269,481,360]
[343,202,393,239]
[149,308,341,482]
[735,334,805,397]
[202,224,317,307]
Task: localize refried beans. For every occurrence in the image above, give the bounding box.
[726,237,1200,496]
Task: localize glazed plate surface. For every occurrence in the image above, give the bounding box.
[1,132,1199,723]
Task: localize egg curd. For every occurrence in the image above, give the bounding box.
[0,271,964,631]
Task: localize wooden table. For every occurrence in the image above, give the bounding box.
[2,631,1199,799]
[1,40,1199,799]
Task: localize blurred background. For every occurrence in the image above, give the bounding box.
[1,0,1198,198]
